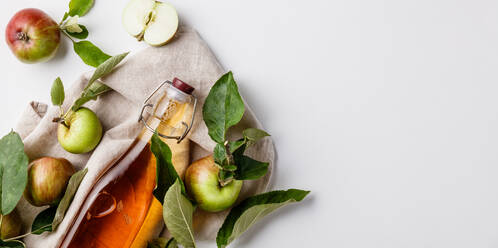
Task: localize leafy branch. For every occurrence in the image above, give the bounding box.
[50,52,129,125]
[149,72,310,248]
[57,0,114,67]
[202,71,270,186]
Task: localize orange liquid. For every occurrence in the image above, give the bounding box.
[59,140,157,248]
[59,94,192,248]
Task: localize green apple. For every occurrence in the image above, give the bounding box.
[57,107,103,154]
[122,0,179,46]
[185,156,243,212]
[24,157,75,206]
[0,209,22,239]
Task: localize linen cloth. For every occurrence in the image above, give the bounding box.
[14,26,274,247]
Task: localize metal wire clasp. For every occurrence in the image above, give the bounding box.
[138,80,197,143]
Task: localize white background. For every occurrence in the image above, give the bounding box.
[2,0,498,247]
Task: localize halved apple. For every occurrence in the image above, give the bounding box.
[122,0,179,46]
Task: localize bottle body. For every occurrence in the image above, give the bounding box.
[59,79,196,248]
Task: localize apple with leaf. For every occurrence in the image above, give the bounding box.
[5,0,111,67]
[149,72,310,248]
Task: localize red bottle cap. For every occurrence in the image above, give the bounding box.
[172,78,195,95]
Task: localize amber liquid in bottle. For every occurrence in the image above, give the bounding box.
[61,138,156,248]
[59,79,195,248]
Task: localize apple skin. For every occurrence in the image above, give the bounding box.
[24,157,75,207]
[185,156,243,212]
[0,209,22,239]
[5,8,60,63]
[58,107,103,154]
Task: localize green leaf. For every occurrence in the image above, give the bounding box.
[224,165,237,172]
[218,170,234,186]
[31,206,56,235]
[71,81,111,111]
[73,41,111,67]
[52,168,87,231]
[86,52,129,85]
[66,25,88,39]
[150,133,184,204]
[62,12,69,22]
[68,0,94,17]
[165,238,179,248]
[202,71,245,143]
[216,189,310,248]
[50,77,65,106]
[233,155,268,180]
[229,139,245,154]
[0,132,28,215]
[147,238,167,248]
[0,239,25,248]
[243,128,270,147]
[147,238,178,248]
[70,52,128,111]
[163,180,196,248]
[213,143,226,165]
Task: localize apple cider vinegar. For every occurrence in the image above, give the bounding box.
[59,78,196,248]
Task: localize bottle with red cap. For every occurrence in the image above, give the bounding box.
[59,78,197,248]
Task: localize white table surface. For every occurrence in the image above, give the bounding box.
[3,0,498,247]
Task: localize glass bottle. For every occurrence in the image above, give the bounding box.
[59,78,197,248]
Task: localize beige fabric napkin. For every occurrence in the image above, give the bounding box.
[14,26,274,248]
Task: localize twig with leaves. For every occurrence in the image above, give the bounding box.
[148,72,310,248]
[50,52,129,126]
[59,0,114,67]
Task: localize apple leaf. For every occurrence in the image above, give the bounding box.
[73,41,111,67]
[163,180,196,248]
[62,12,69,22]
[70,52,128,111]
[150,133,185,204]
[66,25,88,39]
[52,168,87,231]
[86,51,129,86]
[233,155,268,180]
[216,189,310,248]
[242,128,270,147]
[0,239,26,248]
[72,81,111,111]
[0,132,29,215]
[68,0,94,17]
[218,170,235,186]
[213,143,226,165]
[51,77,65,106]
[147,238,178,248]
[165,238,178,248]
[229,139,245,154]
[147,238,167,248]
[31,206,56,235]
[202,71,245,144]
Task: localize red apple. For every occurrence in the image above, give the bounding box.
[24,157,75,206]
[5,8,60,63]
[0,210,22,240]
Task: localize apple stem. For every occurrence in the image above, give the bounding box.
[61,121,70,129]
[224,140,234,166]
[0,215,3,235]
[3,231,34,242]
[53,117,70,128]
[61,30,75,42]
[16,32,29,42]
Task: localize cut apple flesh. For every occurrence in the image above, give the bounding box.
[122,0,156,37]
[122,0,179,46]
[143,3,178,46]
